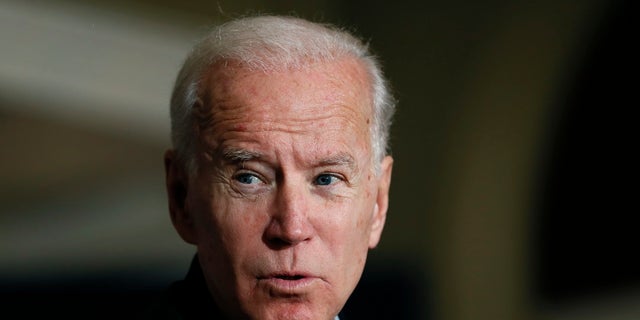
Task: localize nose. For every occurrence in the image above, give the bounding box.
[264,180,314,248]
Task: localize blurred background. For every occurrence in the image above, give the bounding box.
[1,0,637,319]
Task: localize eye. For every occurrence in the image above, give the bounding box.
[234,173,261,184]
[229,170,271,197]
[314,174,340,186]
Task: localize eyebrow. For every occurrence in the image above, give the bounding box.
[221,148,262,163]
[220,148,357,171]
[317,152,356,171]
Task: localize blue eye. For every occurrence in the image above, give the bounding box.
[315,174,338,186]
[235,173,260,184]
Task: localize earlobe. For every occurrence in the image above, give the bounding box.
[164,150,197,244]
[368,156,393,248]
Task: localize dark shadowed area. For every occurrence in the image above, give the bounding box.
[1,1,637,319]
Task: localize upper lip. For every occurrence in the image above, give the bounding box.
[259,271,315,280]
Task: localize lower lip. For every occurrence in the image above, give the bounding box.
[259,277,317,294]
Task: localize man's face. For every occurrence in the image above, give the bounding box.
[166,58,393,320]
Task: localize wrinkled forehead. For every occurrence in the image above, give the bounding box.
[191,58,376,165]
[200,58,373,115]
[194,58,373,140]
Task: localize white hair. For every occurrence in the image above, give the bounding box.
[170,15,395,173]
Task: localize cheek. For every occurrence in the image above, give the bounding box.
[320,198,373,250]
[195,196,272,289]
[211,200,268,246]
[191,184,269,253]
[354,185,377,229]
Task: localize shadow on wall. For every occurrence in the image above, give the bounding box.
[532,0,639,307]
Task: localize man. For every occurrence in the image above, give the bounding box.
[159,15,395,320]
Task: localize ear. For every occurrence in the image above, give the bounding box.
[369,155,393,248]
[164,150,197,244]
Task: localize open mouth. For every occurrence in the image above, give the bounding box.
[257,272,319,294]
[276,275,305,280]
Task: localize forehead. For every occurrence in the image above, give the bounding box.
[203,58,372,112]
[197,58,374,152]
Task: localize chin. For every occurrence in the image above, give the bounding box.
[247,301,330,320]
